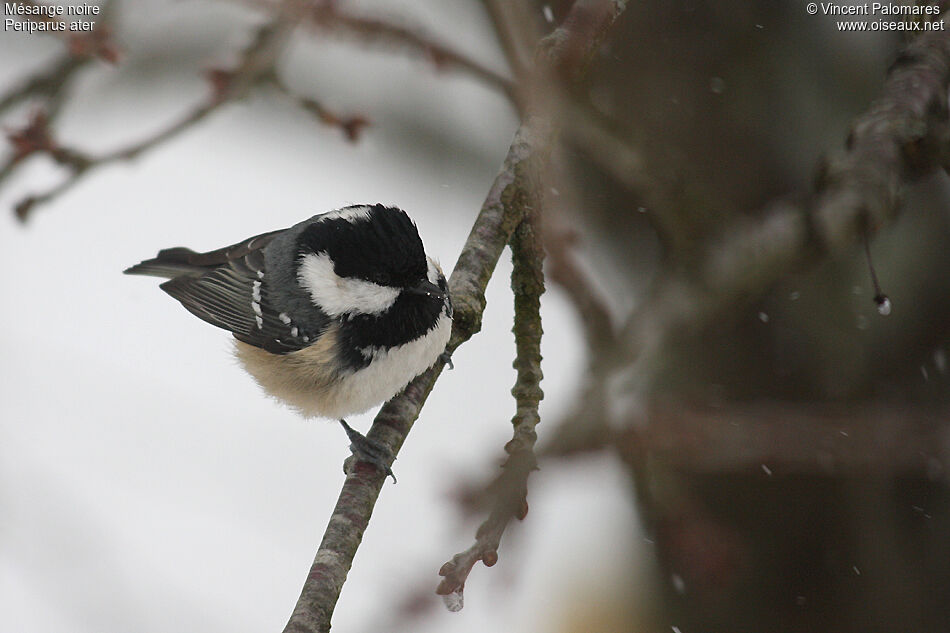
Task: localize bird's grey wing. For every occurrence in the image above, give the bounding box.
[129,229,320,354]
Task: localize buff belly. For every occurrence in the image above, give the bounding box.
[234,313,452,420]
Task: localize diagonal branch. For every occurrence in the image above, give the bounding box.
[0,54,87,117]
[279,2,628,631]
[545,222,615,353]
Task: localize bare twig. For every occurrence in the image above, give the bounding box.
[561,100,652,195]
[0,55,87,117]
[545,221,615,352]
[279,2,629,631]
[436,184,546,608]
[311,7,514,97]
[479,0,534,82]
[263,73,370,142]
[535,208,621,458]
[2,0,531,219]
[6,19,296,222]
[249,0,517,103]
[0,1,118,196]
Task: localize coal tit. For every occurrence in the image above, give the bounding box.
[125,204,453,480]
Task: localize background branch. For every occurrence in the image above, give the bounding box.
[616,400,950,476]
[617,28,950,374]
[248,0,517,104]
[4,0,513,221]
[6,18,296,221]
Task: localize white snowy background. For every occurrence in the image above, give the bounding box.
[0,2,645,632]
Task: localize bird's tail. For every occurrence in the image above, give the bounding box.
[123,247,206,279]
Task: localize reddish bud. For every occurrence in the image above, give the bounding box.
[68,28,120,63]
[205,68,234,102]
[6,110,54,161]
[340,116,370,142]
[425,46,448,70]
[14,197,36,223]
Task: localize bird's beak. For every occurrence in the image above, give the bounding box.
[406,279,446,301]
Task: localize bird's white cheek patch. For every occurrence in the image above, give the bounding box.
[297,252,400,317]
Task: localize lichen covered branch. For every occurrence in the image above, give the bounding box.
[436,187,546,607]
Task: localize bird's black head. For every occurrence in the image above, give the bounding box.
[293,204,451,363]
[298,204,427,288]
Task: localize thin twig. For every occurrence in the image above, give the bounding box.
[545,221,615,352]
[263,73,370,142]
[6,19,296,222]
[0,1,117,195]
[0,55,86,116]
[561,100,652,195]
[479,0,533,81]
[436,187,546,608]
[249,0,518,104]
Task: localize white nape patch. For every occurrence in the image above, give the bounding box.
[316,205,372,224]
[426,256,444,285]
[257,270,264,279]
[297,252,400,317]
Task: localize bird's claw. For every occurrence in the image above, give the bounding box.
[439,350,454,370]
[339,420,397,483]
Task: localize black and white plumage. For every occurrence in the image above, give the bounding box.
[125,204,452,426]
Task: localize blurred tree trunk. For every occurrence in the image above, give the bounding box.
[547,1,950,630]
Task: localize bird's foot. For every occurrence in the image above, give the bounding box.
[439,350,454,370]
[339,419,397,483]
